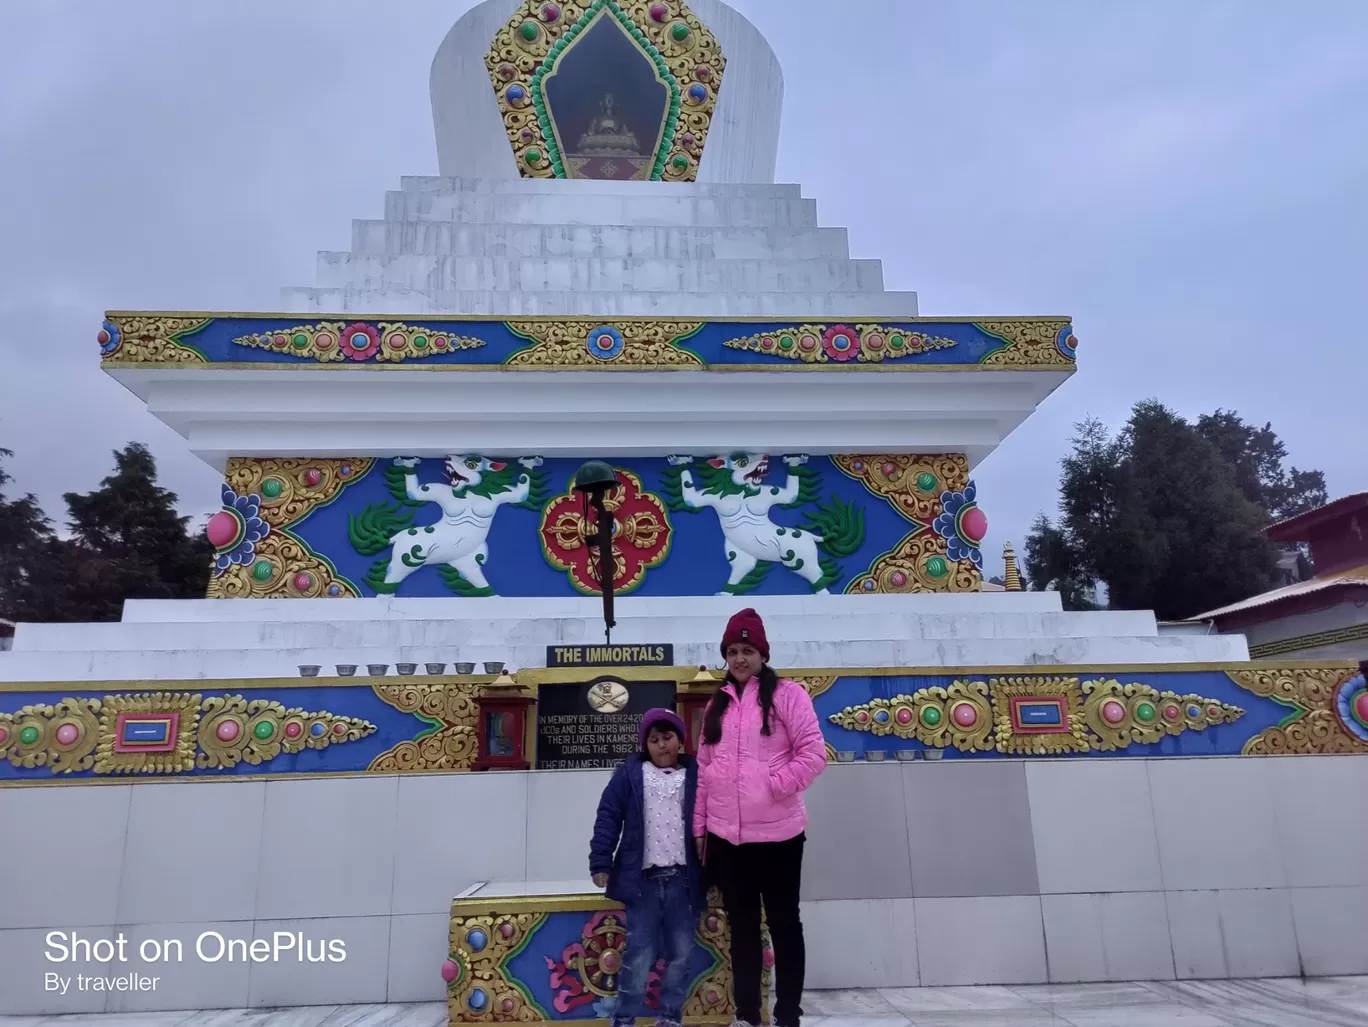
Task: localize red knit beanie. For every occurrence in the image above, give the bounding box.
[721,608,769,661]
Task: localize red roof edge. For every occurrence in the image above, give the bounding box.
[1265,492,1368,542]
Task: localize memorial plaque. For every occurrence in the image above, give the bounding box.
[535,676,678,769]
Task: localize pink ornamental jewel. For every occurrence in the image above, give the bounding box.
[951,702,978,728]
[821,325,860,362]
[340,323,380,361]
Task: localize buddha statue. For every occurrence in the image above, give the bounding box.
[576,92,642,155]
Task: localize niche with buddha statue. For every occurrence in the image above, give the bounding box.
[541,9,671,180]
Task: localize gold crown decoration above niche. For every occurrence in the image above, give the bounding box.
[487,0,725,182]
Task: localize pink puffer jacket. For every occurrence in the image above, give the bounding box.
[693,676,828,845]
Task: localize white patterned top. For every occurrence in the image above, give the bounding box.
[641,762,687,869]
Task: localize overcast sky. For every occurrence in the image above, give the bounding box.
[1,0,1365,579]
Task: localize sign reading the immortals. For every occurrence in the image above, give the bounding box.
[536,676,678,770]
[546,644,674,668]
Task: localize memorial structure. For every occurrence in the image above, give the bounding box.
[2,0,1366,1019]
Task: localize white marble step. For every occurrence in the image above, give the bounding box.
[383,190,821,229]
[350,221,855,261]
[313,253,885,294]
[279,285,921,317]
[116,594,1068,622]
[395,176,808,199]
[0,632,1250,682]
[8,610,1164,653]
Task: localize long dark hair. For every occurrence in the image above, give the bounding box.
[702,664,779,745]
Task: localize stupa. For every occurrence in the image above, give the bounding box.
[2,1,1365,1019]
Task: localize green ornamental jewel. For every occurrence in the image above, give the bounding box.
[253,720,275,740]
[252,560,274,582]
[779,335,794,350]
[19,725,40,745]
[413,335,428,349]
[1135,702,1157,723]
[925,556,948,578]
[291,333,309,349]
[261,478,283,498]
[671,21,689,40]
[526,147,542,164]
[915,472,937,493]
[672,155,689,169]
[890,334,905,349]
[520,20,539,40]
[920,706,943,727]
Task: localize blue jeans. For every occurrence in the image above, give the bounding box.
[612,865,696,1026]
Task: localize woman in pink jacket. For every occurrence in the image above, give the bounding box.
[692,608,827,1027]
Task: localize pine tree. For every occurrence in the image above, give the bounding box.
[55,443,214,620]
[0,448,59,622]
[1025,401,1305,620]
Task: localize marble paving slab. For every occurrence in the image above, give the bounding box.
[4,980,1368,1026]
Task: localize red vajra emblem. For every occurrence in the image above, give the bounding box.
[539,469,672,593]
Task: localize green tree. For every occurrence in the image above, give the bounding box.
[1194,410,1328,520]
[55,443,214,620]
[1022,513,1099,611]
[0,448,60,622]
[1026,401,1299,620]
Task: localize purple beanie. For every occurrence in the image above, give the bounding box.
[639,708,687,750]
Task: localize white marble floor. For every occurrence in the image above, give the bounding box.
[4,980,1368,1027]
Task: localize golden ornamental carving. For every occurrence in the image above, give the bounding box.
[722,324,957,364]
[94,692,201,775]
[224,457,374,529]
[1229,665,1368,756]
[369,683,482,772]
[683,894,742,1021]
[196,695,375,770]
[448,912,550,1023]
[1081,679,1244,751]
[1,698,103,773]
[828,681,995,752]
[504,320,704,368]
[486,0,725,183]
[102,316,210,365]
[845,530,981,595]
[1225,666,1354,710]
[231,321,485,363]
[991,676,1090,755]
[976,319,1076,368]
[207,531,358,599]
[831,454,971,524]
[796,676,838,700]
[1243,710,1368,756]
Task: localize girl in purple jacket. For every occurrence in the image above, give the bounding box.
[693,608,827,1027]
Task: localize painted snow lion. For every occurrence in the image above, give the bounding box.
[660,453,864,595]
[348,455,547,596]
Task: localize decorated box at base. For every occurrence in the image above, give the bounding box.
[445,883,770,1025]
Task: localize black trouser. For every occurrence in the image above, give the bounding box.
[707,832,805,1027]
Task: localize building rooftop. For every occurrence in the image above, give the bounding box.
[1266,491,1368,542]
